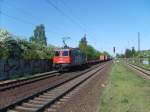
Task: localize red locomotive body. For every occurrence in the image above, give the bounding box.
[53,48,87,71]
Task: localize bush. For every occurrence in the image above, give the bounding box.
[0,29,55,59]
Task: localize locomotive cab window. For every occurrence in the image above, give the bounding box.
[62,51,69,56]
[55,51,59,56]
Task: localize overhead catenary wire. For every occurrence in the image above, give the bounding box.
[0,11,63,35]
[58,0,100,40]
[0,10,35,26]
[0,0,66,35]
[1,1,41,22]
[45,0,86,32]
[0,0,86,37]
[58,0,87,32]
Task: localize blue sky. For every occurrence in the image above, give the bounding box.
[0,0,150,54]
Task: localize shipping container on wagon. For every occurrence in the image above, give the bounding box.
[100,55,105,61]
[100,55,108,61]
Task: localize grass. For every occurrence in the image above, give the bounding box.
[98,62,150,112]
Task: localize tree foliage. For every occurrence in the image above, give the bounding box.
[0,28,110,60]
[79,34,87,54]
[0,29,23,59]
[125,49,132,58]
[79,35,104,60]
[116,47,138,58]
[116,53,125,58]
[0,29,54,59]
[86,45,102,60]
[30,24,47,46]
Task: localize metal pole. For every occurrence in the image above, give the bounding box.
[138,32,140,52]
[138,32,140,64]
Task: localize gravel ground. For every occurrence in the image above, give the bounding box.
[56,62,112,112]
[0,64,99,109]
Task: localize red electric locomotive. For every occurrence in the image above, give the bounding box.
[53,48,87,71]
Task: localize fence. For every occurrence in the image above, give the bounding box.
[0,59,53,80]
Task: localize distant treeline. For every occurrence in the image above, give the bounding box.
[0,24,110,60]
[116,47,150,59]
[0,25,55,59]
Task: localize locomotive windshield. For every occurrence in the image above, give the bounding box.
[54,51,59,56]
[62,51,69,56]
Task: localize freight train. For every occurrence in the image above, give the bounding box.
[53,48,110,71]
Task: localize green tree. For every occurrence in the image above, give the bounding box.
[0,29,11,41]
[4,38,23,59]
[86,45,96,59]
[125,49,132,58]
[131,47,136,57]
[86,45,102,60]
[116,53,125,58]
[79,35,108,60]
[79,34,87,54]
[30,24,47,46]
[0,29,23,59]
[95,51,102,59]
[0,29,10,58]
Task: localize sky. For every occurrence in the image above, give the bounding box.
[0,0,150,55]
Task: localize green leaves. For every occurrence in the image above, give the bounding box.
[79,35,103,60]
[0,28,54,59]
[30,24,47,46]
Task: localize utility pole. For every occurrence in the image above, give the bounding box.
[138,32,141,64]
[138,32,140,52]
[113,46,116,57]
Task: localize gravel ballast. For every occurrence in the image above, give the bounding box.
[55,62,112,112]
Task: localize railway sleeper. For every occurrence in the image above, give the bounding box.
[28,100,49,105]
[39,95,54,99]
[14,106,38,112]
[34,97,52,102]
[42,93,56,98]
[22,103,43,108]
[7,110,19,112]
[46,108,57,112]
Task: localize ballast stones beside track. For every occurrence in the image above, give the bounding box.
[48,62,111,112]
[0,71,58,91]
[6,62,108,112]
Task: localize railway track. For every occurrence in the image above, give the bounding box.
[1,62,109,112]
[0,62,104,109]
[0,71,59,91]
[127,63,150,79]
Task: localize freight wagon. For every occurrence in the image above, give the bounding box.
[100,55,108,61]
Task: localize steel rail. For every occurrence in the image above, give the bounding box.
[0,62,108,112]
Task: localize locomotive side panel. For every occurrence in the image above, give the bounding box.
[53,48,87,71]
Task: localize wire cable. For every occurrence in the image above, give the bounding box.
[58,0,87,31]
[45,0,86,32]
[0,10,35,26]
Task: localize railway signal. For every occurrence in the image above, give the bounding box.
[113,46,116,54]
